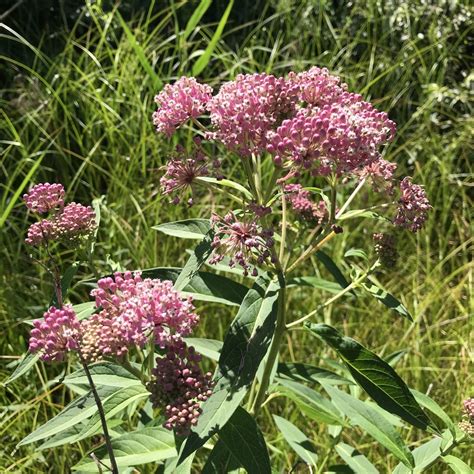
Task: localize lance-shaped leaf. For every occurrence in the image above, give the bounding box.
[306,323,433,431]
[335,442,379,473]
[277,362,352,386]
[287,276,343,294]
[274,415,318,467]
[142,267,248,306]
[324,385,414,467]
[153,219,211,240]
[196,176,253,200]
[72,426,176,471]
[442,455,474,474]
[184,338,222,362]
[179,277,280,463]
[3,351,40,386]
[202,439,240,473]
[18,385,119,446]
[174,231,215,292]
[62,363,142,388]
[362,282,412,321]
[316,251,351,290]
[392,437,442,473]
[218,407,271,474]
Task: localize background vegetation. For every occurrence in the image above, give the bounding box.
[1,0,472,471]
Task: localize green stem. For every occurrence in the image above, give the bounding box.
[251,272,286,415]
[263,166,280,204]
[121,355,147,383]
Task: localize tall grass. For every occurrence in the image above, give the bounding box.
[1,1,472,471]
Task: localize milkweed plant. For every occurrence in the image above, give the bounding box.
[7,68,472,473]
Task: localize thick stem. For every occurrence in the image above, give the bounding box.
[251,272,286,415]
[79,354,119,474]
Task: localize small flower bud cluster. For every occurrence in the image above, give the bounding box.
[459,398,474,436]
[356,159,397,191]
[207,73,299,156]
[153,77,212,136]
[209,212,275,276]
[284,184,330,224]
[373,233,398,267]
[23,183,65,214]
[148,341,213,435]
[24,183,96,247]
[80,272,199,361]
[394,177,431,232]
[160,140,222,205]
[29,305,81,362]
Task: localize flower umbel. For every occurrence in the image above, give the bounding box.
[23,183,65,214]
[459,398,474,436]
[394,177,431,232]
[29,305,80,362]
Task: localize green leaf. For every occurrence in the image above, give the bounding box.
[219,407,271,474]
[344,249,368,260]
[116,12,162,89]
[443,455,474,474]
[73,301,96,320]
[18,386,119,446]
[195,176,253,200]
[73,385,149,441]
[192,0,234,76]
[153,219,211,240]
[182,0,212,42]
[338,209,388,221]
[179,277,280,462]
[411,390,456,436]
[202,439,240,473]
[3,351,40,386]
[324,385,414,467]
[184,337,222,361]
[306,323,432,431]
[276,362,353,386]
[276,379,344,425]
[51,262,80,307]
[142,267,248,306]
[335,442,379,473]
[362,282,413,321]
[392,437,442,473]
[174,231,215,292]
[73,426,176,471]
[62,363,142,388]
[273,415,318,467]
[287,276,343,294]
[316,251,351,290]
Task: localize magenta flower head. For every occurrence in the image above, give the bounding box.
[153,76,213,136]
[394,177,431,232]
[23,183,65,214]
[284,184,330,224]
[207,73,299,156]
[29,305,81,362]
[55,203,96,243]
[209,212,275,276]
[81,272,199,361]
[148,340,214,435]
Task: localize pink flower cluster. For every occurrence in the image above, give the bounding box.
[394,177,431,232]
[284,184,330,223]
[459,398,474,436]
[266,100,395,176]
[207,73,299,156]
[23,183,65,214]
[80,272,199,360]
[24,183,96,247]
[160,140,221,205]
[148,341,213,435]
[153,77,212,136]
[29,305,80,362]
[209,212,275,276]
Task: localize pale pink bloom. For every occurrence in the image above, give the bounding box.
[153,77,212,136]
[29,305,80,362]
[284,184,330,224]
[23,183,65,214]
[394,177,431,232]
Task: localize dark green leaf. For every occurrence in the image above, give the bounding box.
[316,251,351,290]
[335,442,379,473]
[276,362,353,386]
[153,219,211,240]
[324,385,414,467]
[411,390,456,436]
[192,0,234,76]
[202,439,240,473]
[3,351,40,386]
[219,407,271,474]
[273,415,318,467]
[73,426,176,471]
[179,277,280,462]
[306,323,432,431]
[362,282,413,321]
